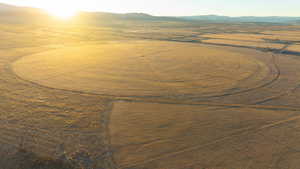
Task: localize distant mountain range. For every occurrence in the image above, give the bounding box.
[179,15,300,23]
[1,3,300,24]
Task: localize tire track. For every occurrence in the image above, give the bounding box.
[116,98,300,112]
[251,45,295,105]
[98,102,118,169]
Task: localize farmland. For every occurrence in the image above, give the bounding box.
[1,14,300,169]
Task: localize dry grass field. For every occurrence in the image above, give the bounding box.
[200,30,300,53]
[262,31,300,41]
[13,41,269,97]
[287,44,300,53]
[110,102,300,169]
[201,33,267,42]
[2,21,300,169]
[202,32,300,43]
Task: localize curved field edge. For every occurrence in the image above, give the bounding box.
[12,41,271,100]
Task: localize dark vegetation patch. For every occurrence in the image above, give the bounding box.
[12,148,75,169]
[0,146,104,169]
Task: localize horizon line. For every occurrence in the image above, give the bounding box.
[1,2,300,18]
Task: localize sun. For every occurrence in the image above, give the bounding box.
[40,1,80,20]
[45,7,78,19]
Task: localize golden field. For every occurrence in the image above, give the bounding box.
[13,41,269,97]
[287,44,300,53]
[201,33,267,42]
[202,31,300,43]
[2,21,300,169]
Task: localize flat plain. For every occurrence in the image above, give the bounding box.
[2,19,300,169]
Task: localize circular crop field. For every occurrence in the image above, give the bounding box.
[13,41,269,97]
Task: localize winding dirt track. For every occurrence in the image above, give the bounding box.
[2,40,300,169]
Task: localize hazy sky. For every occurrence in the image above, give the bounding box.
[1,0,300,16]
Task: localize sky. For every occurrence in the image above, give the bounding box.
[1,0,300,16]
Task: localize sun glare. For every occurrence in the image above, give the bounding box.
[41,2,79,19]
[45,8,77,19]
